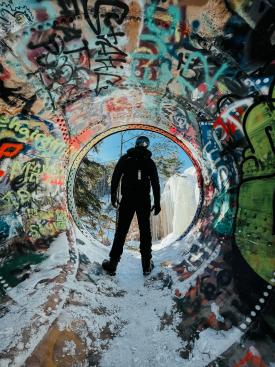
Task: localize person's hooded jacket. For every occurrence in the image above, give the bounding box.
[111,146,160,207]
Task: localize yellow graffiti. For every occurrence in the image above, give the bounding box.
[0,115,67,156]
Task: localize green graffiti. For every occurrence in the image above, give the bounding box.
[0,252,47,288]
[0,115,67,156]
[0,189,32,214]
[130,44,227,95]
[177,52,228,94]
[235,92,275,284]
[213,192,236,236]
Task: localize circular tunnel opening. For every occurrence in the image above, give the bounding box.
[69,125,203,254]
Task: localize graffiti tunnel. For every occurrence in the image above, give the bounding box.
[0,0,274,366]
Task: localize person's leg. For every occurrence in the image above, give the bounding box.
[136,195,152,262]
[109,195,135,262]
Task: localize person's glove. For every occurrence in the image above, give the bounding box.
[151,204,161,216]
[111,195,119,208]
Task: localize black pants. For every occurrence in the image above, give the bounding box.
[109,194,152,262]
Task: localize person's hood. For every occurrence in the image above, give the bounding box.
[127,146,152,159]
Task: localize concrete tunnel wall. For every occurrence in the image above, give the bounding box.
[0,0,274,365]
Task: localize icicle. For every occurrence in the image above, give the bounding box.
[151,167,199,242]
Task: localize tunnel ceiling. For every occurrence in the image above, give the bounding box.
[0,0,275,366]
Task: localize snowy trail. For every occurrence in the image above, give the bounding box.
[74,232,241,367]
[99,252,185,367]
[0,231,242,366]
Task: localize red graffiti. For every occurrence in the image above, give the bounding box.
[0,67,11,81]
[0,169,5,176]
[0,142,24,160]
[233,347,268,367]
[35,9,49,22]
[214,106,245,138]
[41,173,64,186]
[79,52,90,68]
[50,179,64,186]
[69,129,93,150]
[106,97,132,113]
[179,22,190,37]
[214,116,231,135]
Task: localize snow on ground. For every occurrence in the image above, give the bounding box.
[152,232,179,251]
[183,328,242,367]
[99,251,185,367]
[6,232,70,304]
[0,228,242,366]
[0,231,77,367]
[72,229,241,367]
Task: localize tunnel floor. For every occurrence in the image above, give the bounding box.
[1,227,274,367]
[0,230,244,367]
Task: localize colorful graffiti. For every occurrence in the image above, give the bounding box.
[0,0,274,366]
[234,80,275,283]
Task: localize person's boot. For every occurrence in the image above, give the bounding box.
[102,258,119,275]
[142,258,154,276]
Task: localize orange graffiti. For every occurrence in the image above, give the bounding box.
[233,348,268,367]
[0,142,24,159]
[106,97,132,113]
[69,129,93,150]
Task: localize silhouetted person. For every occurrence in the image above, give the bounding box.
[102,136,161,276]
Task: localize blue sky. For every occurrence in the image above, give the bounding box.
[87,129,193,170]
